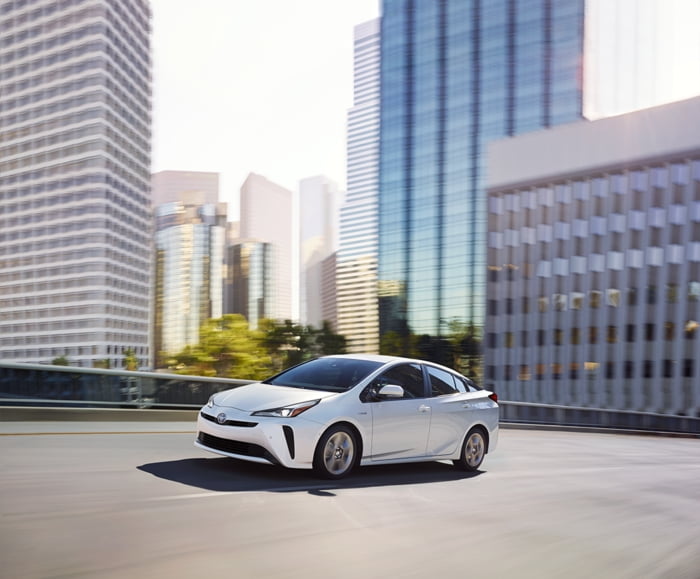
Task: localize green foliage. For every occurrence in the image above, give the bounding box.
[165,315,347,380]
[123,348,139,371]
[379,320,482,380]
[52,355,70,366]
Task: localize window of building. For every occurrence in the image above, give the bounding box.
[505,332,514,348]
[570,327,581,345]
[518,365,531,381]
[645,323,655,341]
[644,361,654,378]
[665,322,675,340]
[589,326,598,344]
[626,324,636,342]
[684,359,694,378]
[607,325,618,343]
[554,329,564,345]
[590,290,602,308]
[663,360,675,378]
[625,361,635,379]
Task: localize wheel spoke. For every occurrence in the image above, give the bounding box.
[323,431,354,474]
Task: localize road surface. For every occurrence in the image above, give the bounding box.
[1,422,699,578]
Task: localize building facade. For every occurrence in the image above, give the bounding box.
[226,240,271,329]
[337,18,381,353]
[486,96,700,417]
[299,175,340,329]
[151,172,226,366]
[238,173,293,322]
[377,0,585,364]
[0,0,152,368]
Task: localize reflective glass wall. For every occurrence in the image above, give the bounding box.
[378,0,584,369]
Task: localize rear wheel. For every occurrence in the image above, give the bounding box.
[453,428,486,471]
[313,425,357,479]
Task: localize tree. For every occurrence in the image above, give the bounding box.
[169,314,272,380]
[123,348,139,371]
[52,355,70,366]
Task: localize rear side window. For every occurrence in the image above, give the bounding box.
[427,366,466,396]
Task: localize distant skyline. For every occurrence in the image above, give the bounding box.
[151,0,379,219]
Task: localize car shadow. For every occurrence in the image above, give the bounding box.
[137,456,484,494]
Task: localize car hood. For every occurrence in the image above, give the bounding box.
[213,383,338,412]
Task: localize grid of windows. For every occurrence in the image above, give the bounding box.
[487,158,700,416]
[0,0,152,369]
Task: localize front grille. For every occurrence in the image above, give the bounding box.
[197,431,273,462]
[200,411,257,428]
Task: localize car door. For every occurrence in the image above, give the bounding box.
[366,363,431,460]
[424,365,480,456]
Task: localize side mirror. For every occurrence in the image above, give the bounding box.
[377,384,404,399]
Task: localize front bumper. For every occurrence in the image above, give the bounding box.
[195,407,320,469]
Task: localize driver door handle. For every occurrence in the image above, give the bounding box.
[418,404,431,413]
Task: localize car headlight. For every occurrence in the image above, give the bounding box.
[206,394,217,408]
[252,399,320,418]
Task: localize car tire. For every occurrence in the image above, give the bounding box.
[453,427,486,471]
[313,425,358,479]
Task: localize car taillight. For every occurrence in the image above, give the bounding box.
[488,392,498,403]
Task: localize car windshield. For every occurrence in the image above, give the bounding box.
[263,357,383,392]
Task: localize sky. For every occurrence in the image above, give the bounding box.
[151,0,380,219]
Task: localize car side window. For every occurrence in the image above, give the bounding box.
[427,366,465,396]
[371,363,426,399]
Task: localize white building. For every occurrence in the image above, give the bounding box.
[299,175,340,329]
[239,173,293,322]
[0,0,152,368]
[486,96,700,417]
[337,18,381,353]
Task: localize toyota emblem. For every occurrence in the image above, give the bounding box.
[216,413,227,425]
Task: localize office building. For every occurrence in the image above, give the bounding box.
[152,171,226,366]
[226,240,271,329]
[378,0,585,365]
[0,0,152,368]
[337,18,381,353]
[238,173,293,322]
[299,175,340,329]
[486,96,700,417]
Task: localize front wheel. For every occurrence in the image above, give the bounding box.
[453,428,486,471]
[313,425,358,479]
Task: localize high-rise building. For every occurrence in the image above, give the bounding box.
[151,171,226,367]
[0,0,152,368]
[299,175,340,329]
[378,0,585,364]
[486,96,700,417]
[337,18,381,353]
[227,240,271,329]
[239,173,293,322]
[152,170,219,206]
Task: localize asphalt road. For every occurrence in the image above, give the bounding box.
[1,422,699,579]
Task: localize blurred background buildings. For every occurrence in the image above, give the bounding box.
[0,0,152,369]
[1,0,700,416]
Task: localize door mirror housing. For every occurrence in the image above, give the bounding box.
[377,384,404,399]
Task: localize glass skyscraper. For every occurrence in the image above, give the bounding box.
[378,0,585,365]
[0,0,152,368]
[337,18,381,353]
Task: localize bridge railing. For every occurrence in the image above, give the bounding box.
[499,400,700,435]
[1,362,698,434]
[0,362,252,409]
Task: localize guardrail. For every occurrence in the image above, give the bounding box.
[499,401,700,435]
[1,362,699,435]
[0,362,251,409]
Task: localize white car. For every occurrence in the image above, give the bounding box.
[195,354,499,479]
